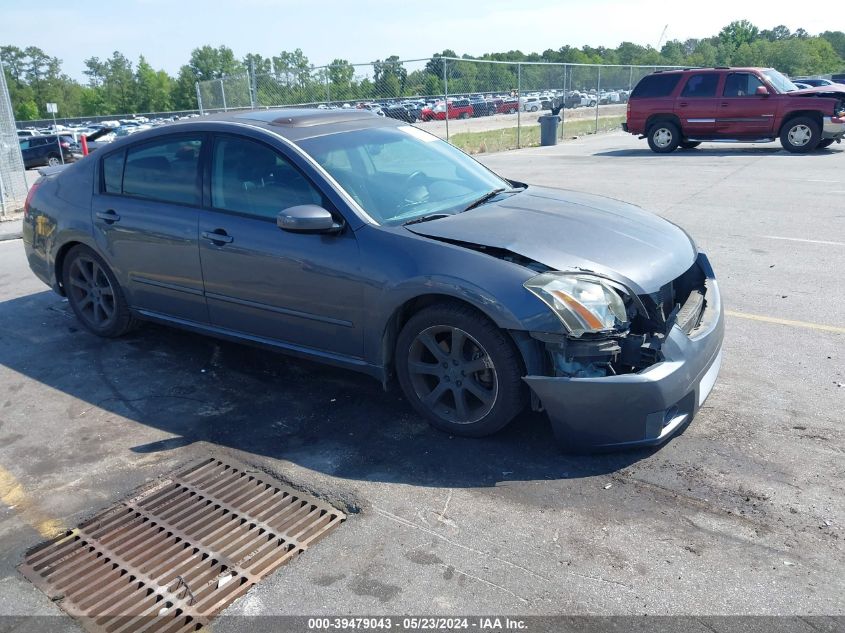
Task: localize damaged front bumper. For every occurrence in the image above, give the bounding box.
[524,278,724,451]
[822,116,845,140]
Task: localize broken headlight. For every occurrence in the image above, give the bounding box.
[524,273,629,338]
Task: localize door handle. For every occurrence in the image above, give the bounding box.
[678,102,689,108]
[95,210,120,224]
[720,102,729,107]
[202,230,233,245]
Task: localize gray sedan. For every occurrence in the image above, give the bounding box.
[23,109,723,450]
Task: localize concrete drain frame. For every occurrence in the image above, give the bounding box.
[19,457,346,632]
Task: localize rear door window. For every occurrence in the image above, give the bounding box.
[680,74,719,98]
[630,74,682,98]
[102,150,126,194]
[122,136,202,206]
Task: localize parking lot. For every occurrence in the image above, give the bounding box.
[0,130,843,629]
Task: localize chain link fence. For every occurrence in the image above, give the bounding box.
[196,57,682,153]
[0,60,28,217]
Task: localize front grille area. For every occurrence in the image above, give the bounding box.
[19,458,345,632]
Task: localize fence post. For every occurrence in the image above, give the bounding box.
[196,82,203,114]
[595,66,601,133]
[629,65,634,91]
[249,60,257,109]
[560,64,572,141]
[220,78,227,112]
[517,63,521,149]
[443,58,449,142]
[325,68,331,105]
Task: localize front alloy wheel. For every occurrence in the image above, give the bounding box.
[407,325,498,425]
[395,303,526,437]
[780,116,821,153]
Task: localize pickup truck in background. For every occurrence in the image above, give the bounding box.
[623,67,845,153]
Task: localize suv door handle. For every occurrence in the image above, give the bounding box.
[202,229,233,245]
[720,102,729,107]
[678,102,689,107]
[96,210,120,224]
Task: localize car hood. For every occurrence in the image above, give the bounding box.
[405,186,697,294]
[786,84,845,96]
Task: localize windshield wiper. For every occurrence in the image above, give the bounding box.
[403,213,451,226]
[461,187,523,213]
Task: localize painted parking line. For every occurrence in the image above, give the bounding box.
[0,464,63,539]
[762,236,845,247]
[726,310,845,335]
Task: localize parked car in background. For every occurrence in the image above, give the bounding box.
[421,99,474,121]
[23,108,723,451]
[17,129,39,138]
[496,98,520,114]
[381,103,416,123]
[470,97,495,117]
[793,77,836,87]
[521,97,542,112]
[19,135,78,168]
[625,67,845,153]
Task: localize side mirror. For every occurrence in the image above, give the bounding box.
[277,205,342,234]
[756,85,770,96]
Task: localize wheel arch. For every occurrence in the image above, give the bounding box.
[778,111,823,136]
[645,113,682,134]
[378,293,543,389]
[53,240,85,296]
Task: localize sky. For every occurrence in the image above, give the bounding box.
[0,0,837,80]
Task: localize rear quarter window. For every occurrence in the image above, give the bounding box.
[102,150,125,194]
[630,74,682,98]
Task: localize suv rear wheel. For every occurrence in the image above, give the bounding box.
[780,117,821,153]
[647,121,681,153]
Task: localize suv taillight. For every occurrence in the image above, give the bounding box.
[23,180,42,220]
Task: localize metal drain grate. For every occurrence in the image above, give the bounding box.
[19,458,345,632]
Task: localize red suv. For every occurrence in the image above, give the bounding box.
[624,67,845,153]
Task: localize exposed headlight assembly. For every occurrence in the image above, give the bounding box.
[524,273,629,337]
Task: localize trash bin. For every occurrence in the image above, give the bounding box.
[539,114,560,146]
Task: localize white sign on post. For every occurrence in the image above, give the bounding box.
[46,102,58,114]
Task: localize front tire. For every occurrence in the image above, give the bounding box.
[679,141,701,149]
[647,121,681,153]
[817,138,835,149]
[780,117,821,153]
[62,245,136,337]
[395,303,526,437]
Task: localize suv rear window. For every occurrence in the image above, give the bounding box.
[630,74,682,98]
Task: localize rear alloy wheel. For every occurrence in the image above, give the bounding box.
[396,303,526,437]
[647,121,681,153]
[63,245,136,337]
[780,117,821,153]
[679,141,701,149]
[47,154,61,167]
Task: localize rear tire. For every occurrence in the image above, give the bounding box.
[679,141,701,149]
[817,138,835,149]
[47,154,61,167]
[647,121,681,153]
[395,303,526,438]
[780,116,821,153]
[62,245,136,338]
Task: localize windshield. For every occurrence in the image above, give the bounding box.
[297,126,512,225]
[761,69,799,93]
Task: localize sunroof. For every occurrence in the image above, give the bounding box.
[234,108,375,127]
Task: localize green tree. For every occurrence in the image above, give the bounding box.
[719,20,760,50]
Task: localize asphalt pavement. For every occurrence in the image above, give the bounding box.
[0,132,842,631]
